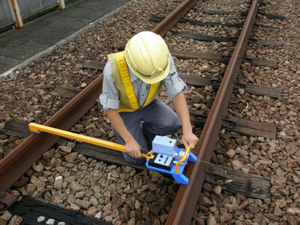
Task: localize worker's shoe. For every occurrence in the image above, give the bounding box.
[143,131,155,150]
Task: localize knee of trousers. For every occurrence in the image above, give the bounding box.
[165,117,181,132]
[174,118,182,130]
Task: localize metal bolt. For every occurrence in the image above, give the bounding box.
[209,165,215,171]
[0,192,6,198]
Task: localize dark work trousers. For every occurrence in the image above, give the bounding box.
[112,97,181,165]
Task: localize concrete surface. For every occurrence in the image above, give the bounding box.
[0,0,132,80]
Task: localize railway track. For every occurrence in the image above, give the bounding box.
[1,0,298,224]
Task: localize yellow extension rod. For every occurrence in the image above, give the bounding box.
[28,123,154,159]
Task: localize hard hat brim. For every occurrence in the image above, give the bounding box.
[131,57,170,84]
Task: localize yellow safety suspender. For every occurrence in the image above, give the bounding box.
[108,52,161,113]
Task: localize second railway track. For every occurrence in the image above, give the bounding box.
[1,0,300,224]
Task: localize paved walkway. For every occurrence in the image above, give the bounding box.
[0,0,131,80]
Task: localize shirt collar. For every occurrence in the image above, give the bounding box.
[128,68,140,82]
[125,60,140,82]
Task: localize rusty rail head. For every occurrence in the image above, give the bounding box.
[0,75,103,192]
[0,0,200,193]
[166,0,261,224]
[0,1,260,224]
[152,0,199,36]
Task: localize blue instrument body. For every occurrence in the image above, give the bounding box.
[145,136,197,185]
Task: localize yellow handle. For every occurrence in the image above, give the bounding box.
[28,123,154,159]
[176,145,191,174]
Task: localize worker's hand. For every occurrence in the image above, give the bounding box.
[125,137,142,158]
[182,131,199,150]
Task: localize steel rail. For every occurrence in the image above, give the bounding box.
[152,0,199,36]
[0,0,199,193]
[165,0,261,224]
[0,76,103,192]
[0,0,260,223]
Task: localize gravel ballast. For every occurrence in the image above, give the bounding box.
[1,0,300,224]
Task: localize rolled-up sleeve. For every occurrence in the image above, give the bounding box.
[162,56,186,99]
[99,60,120,111]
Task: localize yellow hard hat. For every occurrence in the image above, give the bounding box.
[124,31,170,84]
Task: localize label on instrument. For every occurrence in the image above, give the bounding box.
[154,153,173,166]
[148,152,174,171]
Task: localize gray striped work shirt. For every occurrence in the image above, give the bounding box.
[99,55,186,111]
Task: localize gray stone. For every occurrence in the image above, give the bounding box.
[70,182,82,192]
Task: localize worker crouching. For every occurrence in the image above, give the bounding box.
[99,31,198,165]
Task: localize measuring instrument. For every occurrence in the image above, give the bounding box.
[28,123,197,184]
